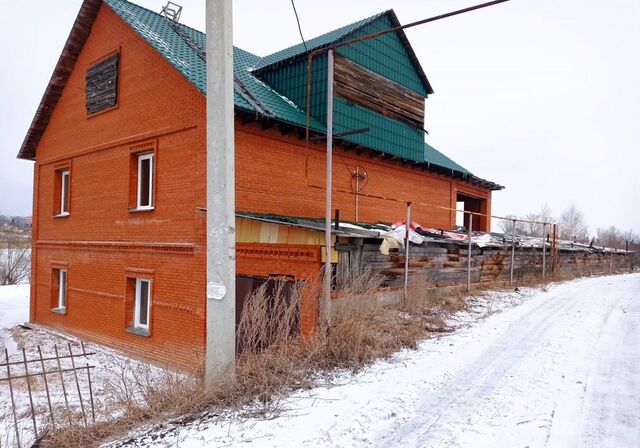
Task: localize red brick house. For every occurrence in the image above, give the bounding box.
[18,0,501,367]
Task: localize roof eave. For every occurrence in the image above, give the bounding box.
[17,0,103,161]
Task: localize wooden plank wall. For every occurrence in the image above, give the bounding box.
[360,241,634,288]
[86,53,119,115]
[334,55,425,128]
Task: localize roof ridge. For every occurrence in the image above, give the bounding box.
[253,9,391,71]
[106,0,205,37]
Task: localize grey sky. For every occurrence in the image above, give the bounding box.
[1,0,638,235]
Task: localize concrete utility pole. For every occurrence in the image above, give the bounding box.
[205,0,235,387]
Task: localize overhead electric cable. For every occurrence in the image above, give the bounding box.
[290,0,309,53]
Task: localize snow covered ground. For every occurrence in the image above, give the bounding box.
[0,284,29,330]
[0,284,163,448]
[0,284,29,357]
[119,273,640,448]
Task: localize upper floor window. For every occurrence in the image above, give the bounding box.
[86,52,119,115]
[136,153,154,210]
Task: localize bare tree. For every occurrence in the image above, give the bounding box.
[524,204,554,237]
[558,204,589,243]
[595,226,626,249]
[0,234,31,285]
[498,214,527,235]
[620,228,636,250]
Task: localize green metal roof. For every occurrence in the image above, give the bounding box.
[99,1,499,189]
[105,0,324,130]
[424,141,469,174]
[253,11,388,70]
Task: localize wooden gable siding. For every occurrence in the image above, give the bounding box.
[334,55,424,128]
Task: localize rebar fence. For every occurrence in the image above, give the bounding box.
[1,342,95,448]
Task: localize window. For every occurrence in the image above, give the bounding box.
[134,279,151,330]
[60,170,70,215]
[51,268,68,313]
[86,53,119,115]
[136,153,154,210]
[54,168,70,217]
[58,270,67,309]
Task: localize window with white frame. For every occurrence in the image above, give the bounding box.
[60,169,70,215]
[134,278,151,330]
[57,269,67,310]
[136,153,154,209]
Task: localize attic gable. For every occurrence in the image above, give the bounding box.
[253,10,433,97]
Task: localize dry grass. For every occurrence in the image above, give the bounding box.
[41,271,471,447]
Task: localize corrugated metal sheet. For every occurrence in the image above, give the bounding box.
[253,11,388,70]
[104,0,324,130]
[334,100,425,162]
[336,14,428,96]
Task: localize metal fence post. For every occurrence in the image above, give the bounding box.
[542,223,546,281]
[467,214,473,292]
[510,219,516,287]
[403,202,411,302]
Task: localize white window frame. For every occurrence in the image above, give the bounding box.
[136,153,154,210]
[58,269,67,310]
[60,170,70,216]
[134,278,151,330]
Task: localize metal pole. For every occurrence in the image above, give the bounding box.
[467,214,473,292]
[37,346,55,430]
[5,348,21,448]
[355,166,359,222]
[205,0,236,387]
[542,223,546,281]
[321,48,335,329]
[21,348,38,438]
[403,202,411,302]
[510,219,516,286]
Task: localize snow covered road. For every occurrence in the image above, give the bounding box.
[126,273,640,448]
[376,273,640,448]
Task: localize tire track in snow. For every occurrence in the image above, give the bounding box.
[375,276,637,448]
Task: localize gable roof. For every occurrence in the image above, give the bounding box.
[253,11,387,70]
[253,10,434,96]
[17,0,102,160]
[17,0,501,190]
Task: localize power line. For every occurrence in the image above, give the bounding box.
[290,0,308,53]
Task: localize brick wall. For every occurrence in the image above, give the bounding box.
[31,4,206,369]
[235,122,492,231]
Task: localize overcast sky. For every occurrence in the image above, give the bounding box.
[1,0,638,235]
